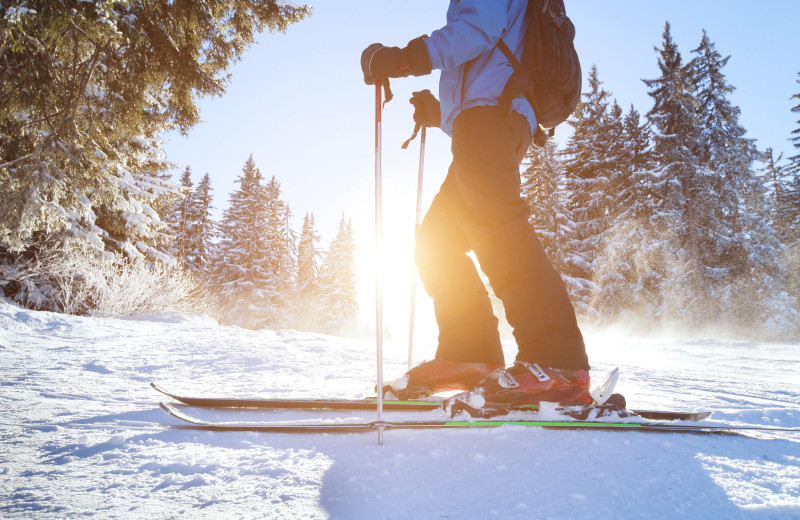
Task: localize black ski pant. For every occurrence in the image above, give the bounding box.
[415,106,589,370]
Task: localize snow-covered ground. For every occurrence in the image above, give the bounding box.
[1,300,799,519]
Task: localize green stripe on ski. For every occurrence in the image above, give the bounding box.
[440,420,643,428]
[370,400,439,406]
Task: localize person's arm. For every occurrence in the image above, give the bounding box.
[424,0,507,71]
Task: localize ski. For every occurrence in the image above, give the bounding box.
[151,382,711,422]
[151,382,443,411]
[159,403,797,435]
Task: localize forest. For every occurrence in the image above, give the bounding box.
[1,2,798,340]
[521,24,800,339]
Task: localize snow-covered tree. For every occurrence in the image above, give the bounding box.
[617,105,655,221]
[212,156,268,327]
[521,141,593,316]
[790,72,800,172]
[589,105,657,323]
[261,174,296,327]
[186,173,217,276]
[640,22,708,324]
[561,65,613,275]
[0,0,309,312]
[294,213,321,330]
[164,167,195,265]
[688,30,790,329]
[317,215,358,335]
[781,73,800,244]
[212,156,295,329]
[689,31,754,280]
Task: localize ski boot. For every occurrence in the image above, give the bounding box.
[383,358,504,400]
[445,364,633,420]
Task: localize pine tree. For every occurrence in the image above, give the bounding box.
[212,156,296,329]
[641,22,706,324]
[165,166,195,266]
[589,105,656,322]
[186,173,216,276]
[689,30,756,280]
[295,213,321,330]
[0,0,308,251]
[783,72,800,243]
[317,215,359,335]
[617,105,655,222]
[790,72,800,170]
[0,0,309,311]
[763,150,800,332]
[561,65,616,288]
[261,174,295,328]
[776,171,800,246]
[521,141,592,315]
[689,31,788,329]
[602,101,628,220]
[212,155,270,328]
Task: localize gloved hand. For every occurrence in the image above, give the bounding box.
[360,36,432,85]
[401,89,440,149]
[409,89,441,128]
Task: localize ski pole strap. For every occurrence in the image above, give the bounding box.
[401,121,422,150]
[382,79,393,105]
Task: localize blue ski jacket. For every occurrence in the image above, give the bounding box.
[424,0,536,137]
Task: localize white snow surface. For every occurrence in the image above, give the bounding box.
[1,301,799,519]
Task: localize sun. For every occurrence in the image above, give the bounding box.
[353,185,440,363]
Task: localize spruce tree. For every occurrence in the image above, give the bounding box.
[212,157,296,329]
[186,173,216,276]
[783,72,800,244]
[642,22,706,324]
[295,213,321,330]
[689,30,756,280]
[763,150,800,331]
[521,141,592,315]
[562,65,616,289]
[617,105,655,222]
[165,166,195,266]
[261,174,295,328]
[0,0,309,311]
[589,105,656,322]
[212,155,271,328]
[317,215,359,335]
[790,72,800,170]
[689,31,788,329]
[602,101,628,220]
[0,0,308,251]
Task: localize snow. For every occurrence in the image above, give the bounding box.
[1,300,799,519]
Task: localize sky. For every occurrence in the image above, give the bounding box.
[162,1,800,343]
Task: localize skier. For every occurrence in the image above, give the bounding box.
[361,0,590,406]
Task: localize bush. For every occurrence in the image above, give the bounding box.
[0,239,215,317]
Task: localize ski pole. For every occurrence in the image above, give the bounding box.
[374,82,385,446]
[408,125,426,370]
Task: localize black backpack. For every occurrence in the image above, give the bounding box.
[497,0,581,146]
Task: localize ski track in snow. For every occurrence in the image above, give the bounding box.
[1,301,799,519]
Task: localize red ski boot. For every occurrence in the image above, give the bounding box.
[385,359,504,399]
[475,361,591,405]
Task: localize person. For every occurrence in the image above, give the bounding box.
[360,0,590,406]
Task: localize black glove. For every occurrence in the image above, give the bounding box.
[409,89,440,128]
[360,36,432,86]
[401,90,440,149]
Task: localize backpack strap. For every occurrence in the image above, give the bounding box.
[497,38,549,145]
[496,38,534,115]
